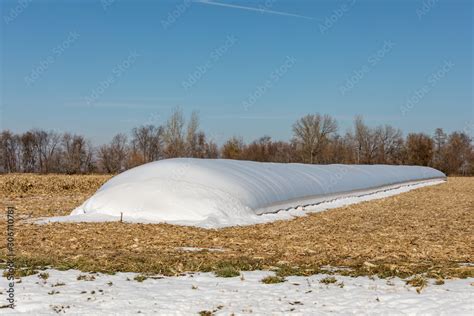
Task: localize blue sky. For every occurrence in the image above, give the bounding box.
[1,0,472,144]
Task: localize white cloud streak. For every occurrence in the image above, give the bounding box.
[194,0,314,20]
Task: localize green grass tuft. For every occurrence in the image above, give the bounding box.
[134,274,148,282]
[319,276,337,284]
[406,275,427,293]
[261,275,286,284]
[77,274,96,281]
[214,265,240,278]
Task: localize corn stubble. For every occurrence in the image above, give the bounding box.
[0,175,472,280]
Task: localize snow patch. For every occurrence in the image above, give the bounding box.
[1,269,472,315]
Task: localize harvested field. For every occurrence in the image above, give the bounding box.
[0,174,111,218]
[0,174,473,279]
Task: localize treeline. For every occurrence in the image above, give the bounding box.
[1,110,473,175]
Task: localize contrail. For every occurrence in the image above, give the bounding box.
[194,0,314,20]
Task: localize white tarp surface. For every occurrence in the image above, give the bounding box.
[64,158,446,228]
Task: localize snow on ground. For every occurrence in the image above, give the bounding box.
[43,158,446,228]
[1,269,472,315]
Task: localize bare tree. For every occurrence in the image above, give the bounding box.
[2,112,474,175]
[61,133,93,174]
[193,131,219,158]
[98,133,129,173]
[0,130,19,173]
[164,108,185,158]
[444,132,471,175]
[432,128,447,171]
[292,114,338,163]
[207,141,219,158]
[186,111,200,157]
[406,133,434,166]
[326,134,354,164]
[20,131,37,172]
[242,136,274,162]
[222,136,244,159]
[33,129,61,173]
[376,125,404,164]
[269,141,295,163]
[131,125,164,163]
[353,116,380,164]
[195,132,208,158]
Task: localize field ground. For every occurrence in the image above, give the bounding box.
[0,174,473,281]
